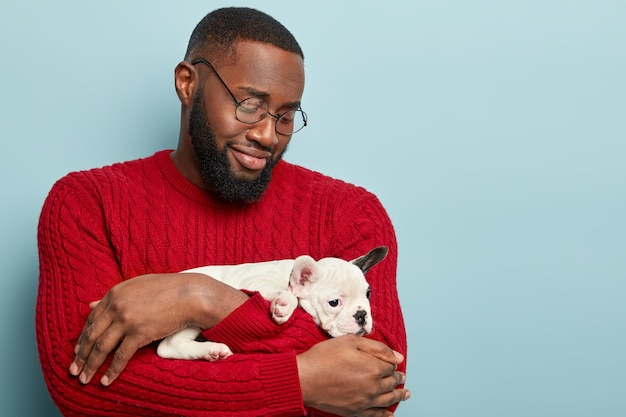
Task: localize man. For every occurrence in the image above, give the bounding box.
[36,7,409,417]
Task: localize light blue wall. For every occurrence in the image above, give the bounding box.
[1,1,624,416]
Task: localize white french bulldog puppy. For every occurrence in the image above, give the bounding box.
[157,246,388,361]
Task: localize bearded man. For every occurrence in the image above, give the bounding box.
[36,7,408,417]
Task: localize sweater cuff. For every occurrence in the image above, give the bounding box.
[252,352,306,416]
[201,291,279,350]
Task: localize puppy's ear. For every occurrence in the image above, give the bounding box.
[290,255,319,297]
[351,246,389,275]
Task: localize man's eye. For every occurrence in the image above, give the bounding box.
[239,103,262,114]
[238,97,265,115]
[278,110,295,122]
[328,299,341,307]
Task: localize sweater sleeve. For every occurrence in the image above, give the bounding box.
[201,291,329,355]
[326,188,408,413]
[36,175,309,417]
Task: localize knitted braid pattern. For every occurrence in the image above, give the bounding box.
[36,150,406,416]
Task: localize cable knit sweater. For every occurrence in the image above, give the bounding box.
[36,150,406,417]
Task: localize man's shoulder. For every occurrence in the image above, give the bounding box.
[47,151,168,203]
[276,160,374,196]
[56,151,166,186]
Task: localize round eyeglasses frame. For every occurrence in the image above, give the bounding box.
[191,58,308,135]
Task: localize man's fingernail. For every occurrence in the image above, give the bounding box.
[79,372,88,384]
[101,375,110,386]
[393,350,404,361]
[74,344,80,354]
[404,390,411,400]
[69,362,78,376]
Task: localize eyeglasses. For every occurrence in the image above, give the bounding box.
[191,58,308,135]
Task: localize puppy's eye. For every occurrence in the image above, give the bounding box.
[366,287,371,300]
[328,299,341,307]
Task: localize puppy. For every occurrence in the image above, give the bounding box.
[156,246,388,361]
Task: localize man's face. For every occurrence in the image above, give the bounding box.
[188,41,305,202]
[189,87,284,203]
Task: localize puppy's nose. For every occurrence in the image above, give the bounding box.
[353,310,367,326]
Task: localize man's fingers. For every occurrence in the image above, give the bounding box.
[379,371,406,395]
[358,408,394,417]
[100,340,138,386]
[70,322,143,386]
[356,372,409,416]
[357,386,411,417]
[74,327,123,384]
[73,299,108,359]
[361,387,411,416]
[357,336,404,365]
[70,316,100,376]
[69,298,113,380]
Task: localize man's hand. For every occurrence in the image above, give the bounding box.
[69,272,249,386]
[297,335,410,417]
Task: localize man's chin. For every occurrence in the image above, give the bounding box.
[205,169,272,203]
[231,168,265,182]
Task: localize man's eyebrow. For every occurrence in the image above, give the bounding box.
[237,86,269,98]
[237,86,301,108]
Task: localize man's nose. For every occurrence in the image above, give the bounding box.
[246,115,279,148]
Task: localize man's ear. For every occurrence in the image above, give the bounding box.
[289,256,319,297]
[174,61,198,106]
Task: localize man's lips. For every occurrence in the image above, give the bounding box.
[229,144,272,171]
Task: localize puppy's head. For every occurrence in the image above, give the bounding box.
[289,246,388,337]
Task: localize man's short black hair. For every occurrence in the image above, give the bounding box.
[185,7,303,62]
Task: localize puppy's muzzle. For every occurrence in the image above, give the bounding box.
[353,310,368,326]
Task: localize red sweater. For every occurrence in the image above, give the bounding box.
[36,150,406,416]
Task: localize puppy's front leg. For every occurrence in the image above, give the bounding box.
[237,269,300,325]
[269,290,299,324]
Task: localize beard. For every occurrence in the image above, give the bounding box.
[189,87,284,203]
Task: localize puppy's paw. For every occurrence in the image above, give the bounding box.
[201,342,233,361]
[270,291,298,324]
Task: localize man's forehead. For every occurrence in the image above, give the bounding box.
[219,41,305,102]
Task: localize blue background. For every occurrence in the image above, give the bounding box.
[1,1,624,416]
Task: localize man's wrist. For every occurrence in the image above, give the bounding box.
[182,272,250,329]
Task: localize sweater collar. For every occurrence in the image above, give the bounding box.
[153,149,288,206]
